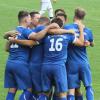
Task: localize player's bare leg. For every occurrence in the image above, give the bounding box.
[67,89,75,100]
[39,10,46,16]
[53,92,67,100]
[48,8,54,19]
[39,1,48,16]
[6,88,17,100]
[75,88,83,100]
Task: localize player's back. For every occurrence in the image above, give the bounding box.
[8,26,31,62]
[64,23,93,63]
[43,34,73,64]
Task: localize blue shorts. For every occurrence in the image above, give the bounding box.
[4,60,32,90]
[29,63,42,92]
[41,63,68,93]
[66,61,92,89]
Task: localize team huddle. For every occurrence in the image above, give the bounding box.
[4,3,94,100]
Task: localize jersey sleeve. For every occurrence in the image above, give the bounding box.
[24,28,34,39]
[35,25,46,32]
[67,34,77,43]
[35,25,46,43]
[63,24,72,30]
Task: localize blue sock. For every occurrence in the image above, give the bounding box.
[30,94,37,100]
[75,95,83,100]
[67,95,75,100]
[38,94,48,100]
[53,95,57,100]
[19,90,32,100]
[6,92,15,100]
[53,96,67,100]
[86,86,94,100]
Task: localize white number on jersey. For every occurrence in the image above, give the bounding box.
[49,38,63,51]
[10,44,19,48]
[10,36,19,48]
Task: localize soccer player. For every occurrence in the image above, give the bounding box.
[30,11,41,28]
[41,17,84,100]
[4,10,34,100]
[54,9,66,16]
[64,8,94,100]
[39,0,55,19]
[30,17,75,100]
[27,17,51,99]
[56,13,67,25]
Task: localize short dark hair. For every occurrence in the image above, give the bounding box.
[51,18,63,28]
[39,17,50,25]
[55,9,66,15]
[56,13,67,21]
[30,11,39,18]
[74,8,86,20]
[18,10,29,22]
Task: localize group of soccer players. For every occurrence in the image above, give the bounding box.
[4,6,94,100]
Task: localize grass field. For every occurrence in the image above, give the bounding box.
[0,0,100,99]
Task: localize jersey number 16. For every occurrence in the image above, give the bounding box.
[49,38,63,51]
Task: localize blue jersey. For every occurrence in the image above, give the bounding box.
[43,34,76,64]
[30,25,45,64]
[8,26,33,62]
[64,23,94,63]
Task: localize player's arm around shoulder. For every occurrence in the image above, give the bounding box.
[4,30,18,39]
[8,37,39,47]
[4,30,39,47]
[28,23,59,40]
[4,30,18,52]
[48,28,75,35]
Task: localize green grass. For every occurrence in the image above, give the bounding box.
[0,0,100,99]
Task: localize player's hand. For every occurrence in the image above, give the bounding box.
[84,40,90,47]
[4,30,19,39]
[48,23,60,29]
[10,32,19,38]
[8,37,16,43]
